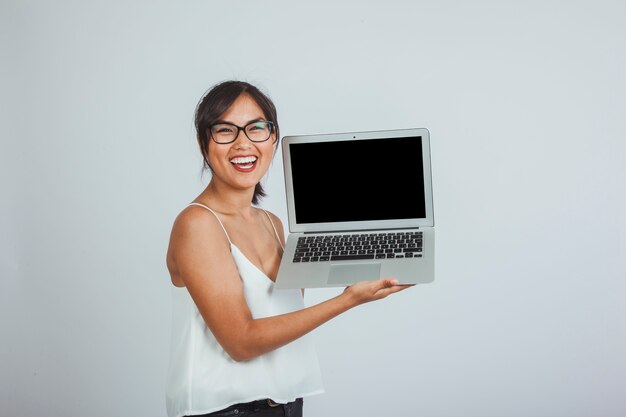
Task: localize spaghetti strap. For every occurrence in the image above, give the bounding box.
[187,203,233,245]
[261,209,285,251]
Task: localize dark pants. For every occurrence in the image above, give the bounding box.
[185,398,303,417]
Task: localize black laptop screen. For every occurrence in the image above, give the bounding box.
[289,136,426,224]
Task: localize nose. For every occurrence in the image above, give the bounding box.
[233,128,251,148]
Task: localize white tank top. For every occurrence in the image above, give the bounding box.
[166,203,324,417]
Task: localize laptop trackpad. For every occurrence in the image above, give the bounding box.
[328,263,381,285]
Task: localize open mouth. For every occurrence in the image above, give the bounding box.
[229,155,258,171]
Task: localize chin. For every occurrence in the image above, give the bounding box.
[233,179,262,192]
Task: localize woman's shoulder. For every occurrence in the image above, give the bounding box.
[171,204,230,244]
[167,204,231,287]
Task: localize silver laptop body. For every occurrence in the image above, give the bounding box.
[274,128,435,288]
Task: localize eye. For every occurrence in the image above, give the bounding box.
[249,122,269,131]
[213,124,235,134]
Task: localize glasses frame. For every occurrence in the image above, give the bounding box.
[208,120,276,144]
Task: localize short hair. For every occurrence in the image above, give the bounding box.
[194,80,280,205]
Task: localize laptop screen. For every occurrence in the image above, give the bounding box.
[288,136,426,224]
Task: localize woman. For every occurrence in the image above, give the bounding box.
[166,81,411,417]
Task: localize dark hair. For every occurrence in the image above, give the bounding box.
[194,80,280,205]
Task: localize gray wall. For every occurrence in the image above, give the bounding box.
[1,1,625,416]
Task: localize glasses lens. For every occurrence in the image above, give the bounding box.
[210,124,237,143]
[245,121,272,142]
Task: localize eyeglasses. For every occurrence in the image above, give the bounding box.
[208,120,275,144]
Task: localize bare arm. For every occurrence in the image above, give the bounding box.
[237,278,406,360]
[168,207,411,362]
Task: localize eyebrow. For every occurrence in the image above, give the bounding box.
[213,117,267,125]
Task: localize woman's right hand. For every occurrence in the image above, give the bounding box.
[342,278,414,307]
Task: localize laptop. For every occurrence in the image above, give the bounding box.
[274,128,435,289]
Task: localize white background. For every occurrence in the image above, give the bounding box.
[1,1,625,416]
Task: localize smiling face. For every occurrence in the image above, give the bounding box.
[206,93,277,195]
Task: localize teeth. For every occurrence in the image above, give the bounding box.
[230,156,258,165]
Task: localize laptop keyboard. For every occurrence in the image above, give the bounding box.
[292,231,423,263]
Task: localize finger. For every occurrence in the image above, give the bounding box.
[377,278,399,289]
[392,284,414,291]
[376,283,414,297]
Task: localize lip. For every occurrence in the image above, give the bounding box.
[229,154,258,173]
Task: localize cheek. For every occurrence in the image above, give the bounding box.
[265,141,278,157]
[261,146,276,165]
[207,144,228,165]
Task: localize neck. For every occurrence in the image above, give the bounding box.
[199,180,256,217]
